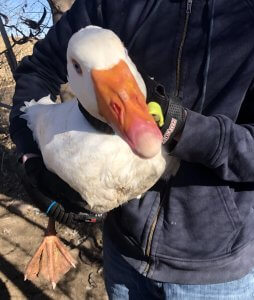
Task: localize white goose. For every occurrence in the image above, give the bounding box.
[21,26,179,287]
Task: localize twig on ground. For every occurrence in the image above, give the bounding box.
[0,103,12,110]
[1,152,6,175]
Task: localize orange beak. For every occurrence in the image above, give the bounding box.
[91,60,162,158]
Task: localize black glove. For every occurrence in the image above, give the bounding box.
[142,73,186,147]
[22,156,103,228]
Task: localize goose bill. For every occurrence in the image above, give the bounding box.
[91,60,163,158]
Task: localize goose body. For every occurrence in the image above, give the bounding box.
[22,97,170,212]
[21,26,179,213]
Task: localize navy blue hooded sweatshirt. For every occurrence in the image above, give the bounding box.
[9,0,254,284]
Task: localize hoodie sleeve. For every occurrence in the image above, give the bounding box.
[171,89,254,182]
[9,0,101,155]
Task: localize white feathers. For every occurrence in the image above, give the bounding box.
[20,26,179,213]
[67,26,126,71]
[21,99,169,212]
[20,96,56,144]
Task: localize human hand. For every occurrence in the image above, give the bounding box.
[22,156,103,228]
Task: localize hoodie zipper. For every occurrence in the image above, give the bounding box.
[175,0,193,97]
[143,198,164,275]
[143,0,193,276]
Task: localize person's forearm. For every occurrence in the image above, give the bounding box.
[171,109,254,182]
[10,24,67,154]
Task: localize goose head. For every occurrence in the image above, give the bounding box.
[67,26,162,158]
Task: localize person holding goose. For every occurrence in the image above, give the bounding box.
[10,0,254,299]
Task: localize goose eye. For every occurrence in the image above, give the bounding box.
[72,59,82,75]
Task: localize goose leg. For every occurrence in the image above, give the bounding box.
[24,218,77,289]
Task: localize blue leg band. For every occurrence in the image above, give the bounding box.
[46,201,57,215]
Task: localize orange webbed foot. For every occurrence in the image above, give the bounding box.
[24,219,76,289]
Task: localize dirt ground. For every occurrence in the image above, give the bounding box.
[0,106,108,299]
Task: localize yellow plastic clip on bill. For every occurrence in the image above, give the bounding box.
[148,102,164,127]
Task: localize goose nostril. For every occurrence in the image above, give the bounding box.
[111,102,123,125]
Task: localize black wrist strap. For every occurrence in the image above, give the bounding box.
[140,71,169,113]
[139,70,186,145]
[46,201,103,226]
[161,98,186,146]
